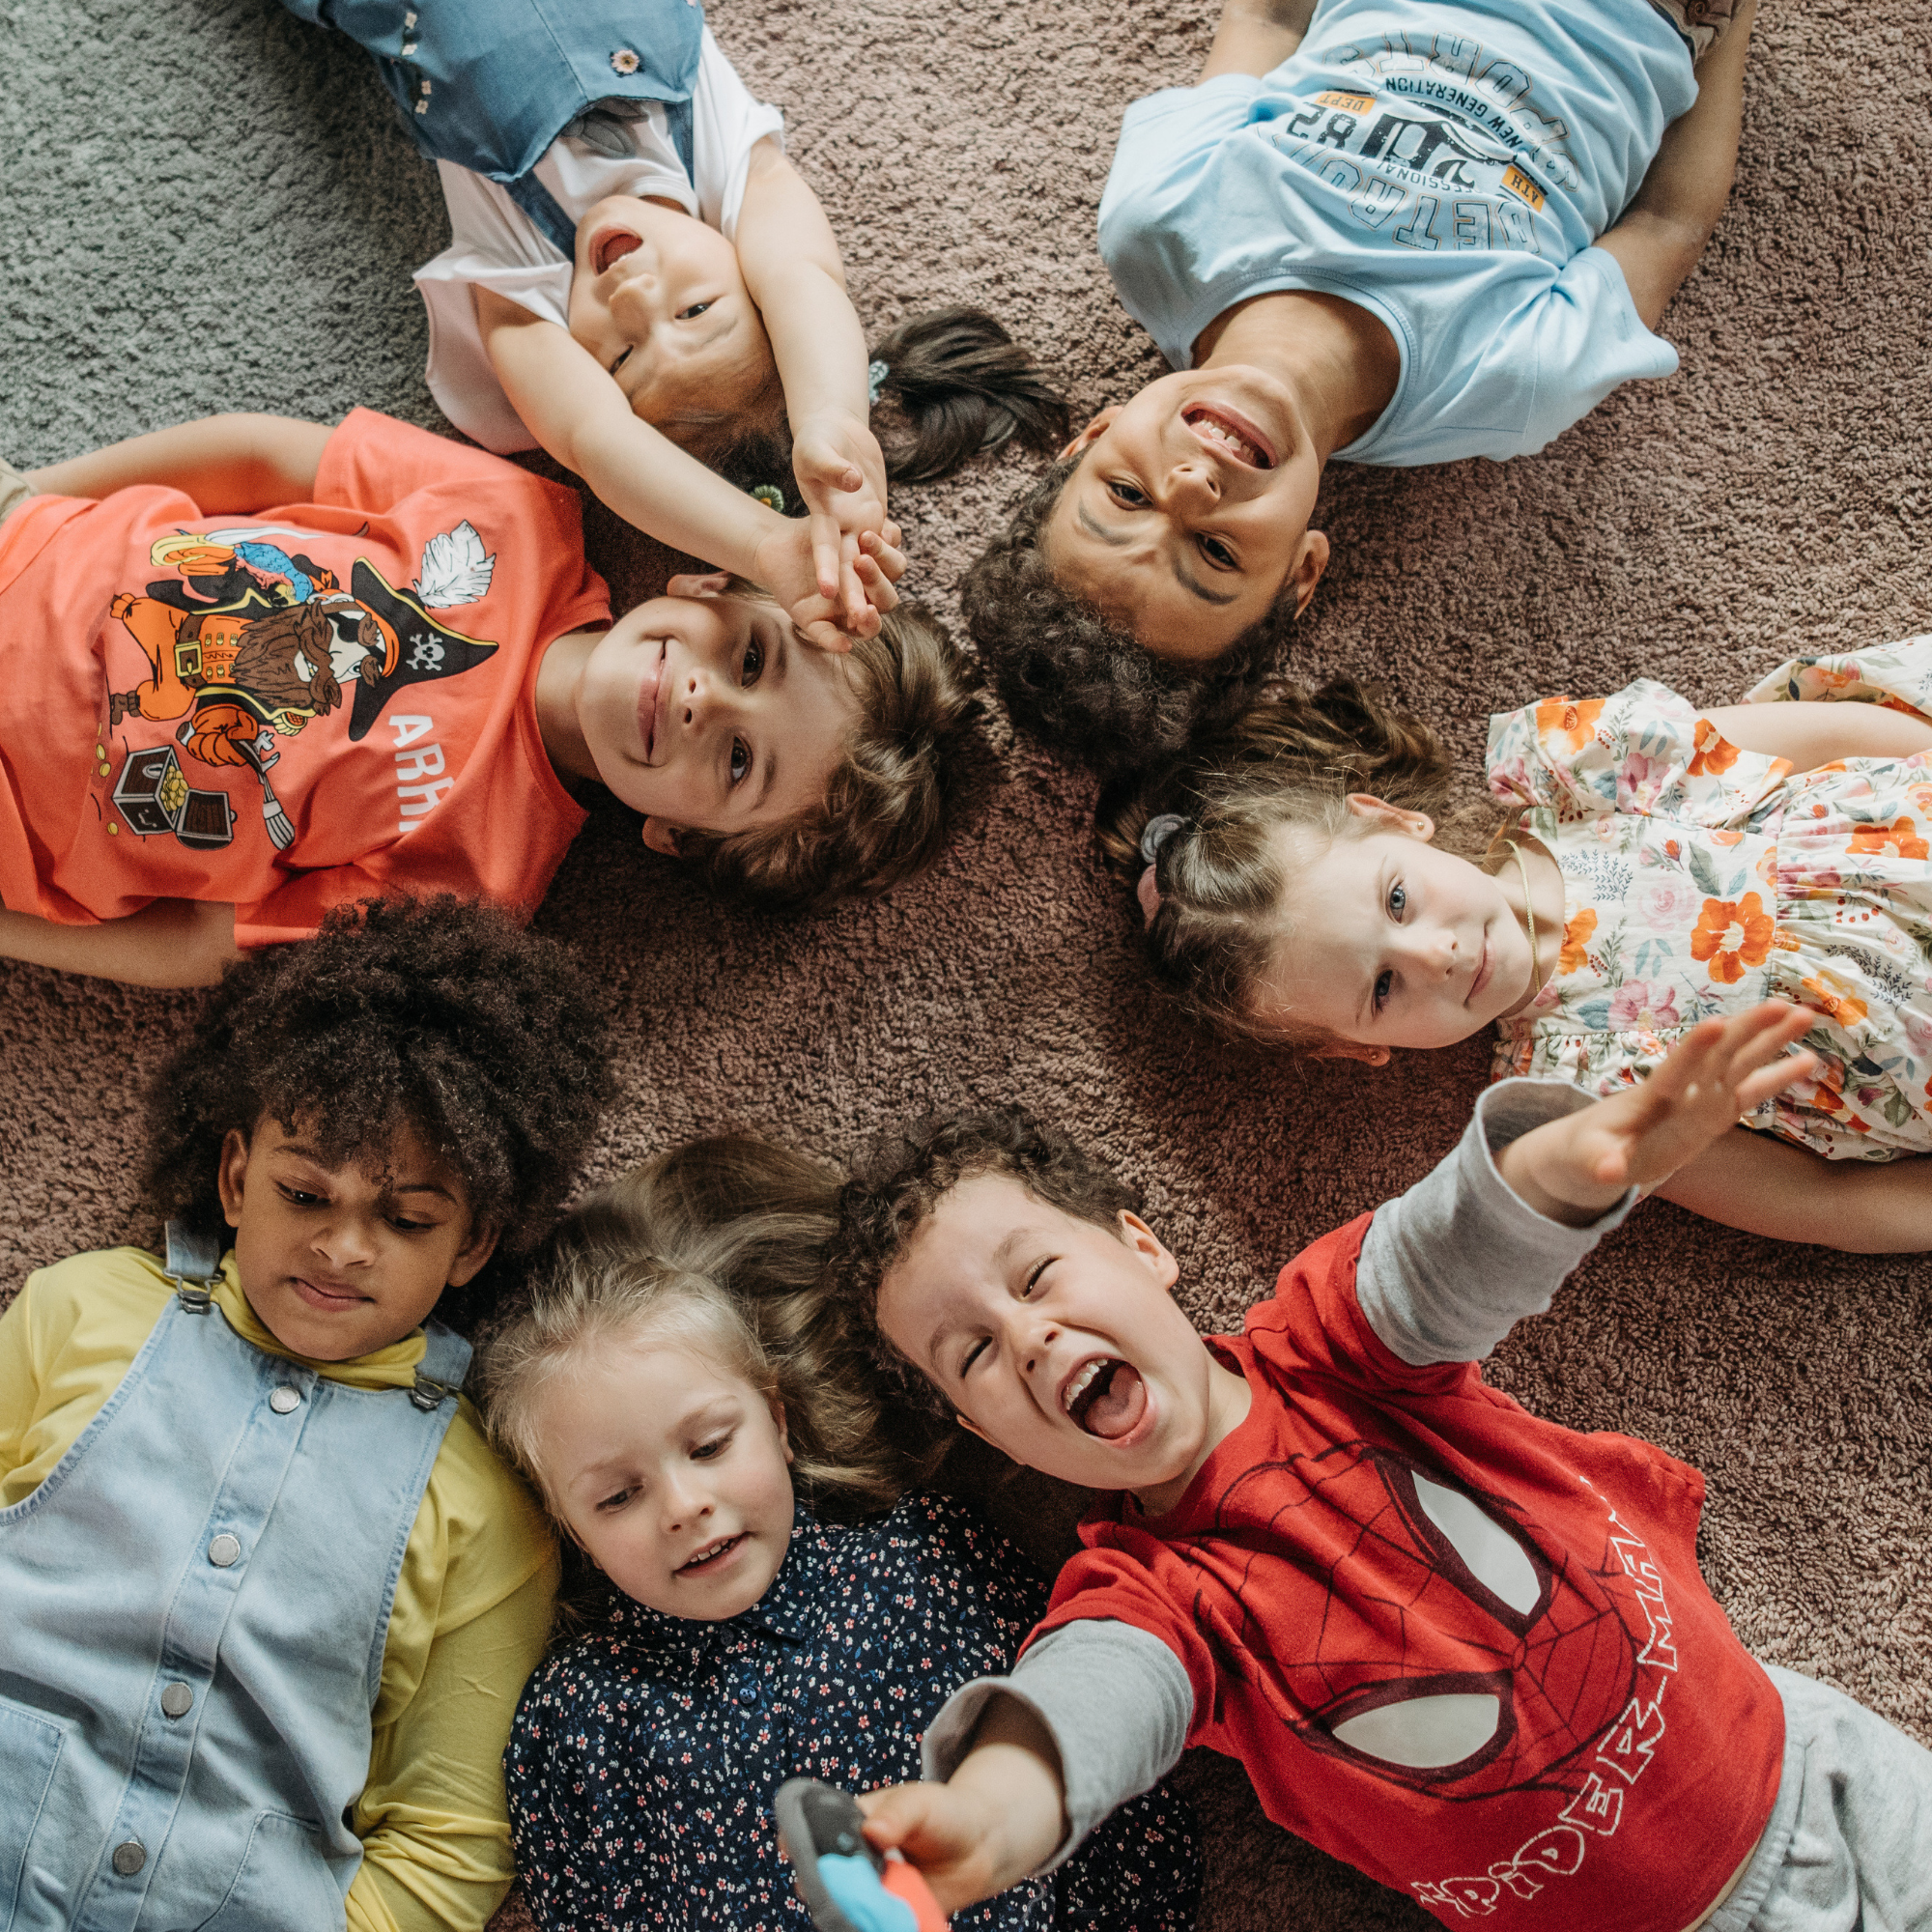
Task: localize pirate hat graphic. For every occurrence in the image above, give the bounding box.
[346,559,499,741]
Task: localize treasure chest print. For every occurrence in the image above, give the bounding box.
[100,524,498,852]
[1205,1444,1640,1801]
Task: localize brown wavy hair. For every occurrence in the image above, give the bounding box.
[958,456,1299,773]
[1094,679,1455,1045]
[674,590,988,912]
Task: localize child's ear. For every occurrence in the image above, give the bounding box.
[640,817,683,857]
[1288,529,1330,617]
[216,1127,252,1229]
[1116,1210,1181,1292]
[1345,793,1435,843]
[770,1395,794,1464]
[1310,1039,1392,1067]
[1059,406,1121,462]
[953,1410,992,1446]
[666,572,731,600]
[444,1218,500,1289]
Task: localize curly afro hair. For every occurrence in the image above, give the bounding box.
[141,896,616,1327]
[959,455,1299,775]
[827,1103,1139,1416]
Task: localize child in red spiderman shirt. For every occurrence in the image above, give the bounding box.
[826,1005,1932,1931]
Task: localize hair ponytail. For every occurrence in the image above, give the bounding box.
[868,308,1069,486]
[1094,679,1455,1042]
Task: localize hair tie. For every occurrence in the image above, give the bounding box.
[867,359,890,407]
[750,483,785,513]
[1139,812,1187,865]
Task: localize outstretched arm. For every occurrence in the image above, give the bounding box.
[1201,0,1318,81]
[1697,700,1932,771]
[24,414,331,511]
[1595,0,1758,328]
[475,291,898,649]
[730,140,888,616]
[1656,1129,1932,1251]
[0,901,240,988]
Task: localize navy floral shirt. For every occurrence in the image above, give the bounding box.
[505,1492,1200,1930]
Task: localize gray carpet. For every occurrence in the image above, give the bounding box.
[2,3,1929,1928]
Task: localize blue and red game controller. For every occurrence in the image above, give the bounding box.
[775,1778,950,1932]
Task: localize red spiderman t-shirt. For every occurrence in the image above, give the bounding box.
[1031,1217,1782,1929]
[0,410,610,945]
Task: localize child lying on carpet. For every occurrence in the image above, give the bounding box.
[0,895,613,1932]
[281,0,1066,639]
[0,410,980,986]
[824,1007,1932,1930]
[477,1135,1202,1932]
[1100,638,1932,1248]
[961,0,1757,770]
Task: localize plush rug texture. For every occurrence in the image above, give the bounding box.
[3,2,1929,1927]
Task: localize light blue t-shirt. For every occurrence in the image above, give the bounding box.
[1096,0,1699,466]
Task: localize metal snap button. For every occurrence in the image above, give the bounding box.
[208,1533,242,1568]
[270,1385,301,1414]
[160,1683,193,1719]
[112,1840,146,1876]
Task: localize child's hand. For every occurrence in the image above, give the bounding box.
[1500,1001,1819,1226]
[753,519,905,654]
[791,412,893,630]
[856,1781,1013,1915]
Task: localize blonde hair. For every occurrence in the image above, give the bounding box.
[1094,679,1456,1046]
[479,1136,910,1520]
[673,591,987,913]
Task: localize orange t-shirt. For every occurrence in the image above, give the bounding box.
[0,410,610,946]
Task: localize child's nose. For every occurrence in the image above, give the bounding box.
[661,1475,710,1531]
[679,668,744,733]
[313,1217,376,1266]
[1163,458,1220,509]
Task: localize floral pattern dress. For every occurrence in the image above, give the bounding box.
[1486,632,1932,1159]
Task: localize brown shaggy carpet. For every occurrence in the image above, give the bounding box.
[2,3,1927,1927]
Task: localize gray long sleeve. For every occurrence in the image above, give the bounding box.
[921,1620,1193,1872]
[1356,1076,1638,1367]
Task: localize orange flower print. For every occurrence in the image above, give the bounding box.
[1800,970,1868,1030]
[1688,718,1741,777]
[1847,816,1930,862]
[1689,892,1774,984]
[1707,829,1743,847]
[1535,697,1605,752]
[1558,908,1599,976]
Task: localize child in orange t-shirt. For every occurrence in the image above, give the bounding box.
[0,411,976,985]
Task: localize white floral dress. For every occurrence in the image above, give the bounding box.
[1487,633,1932,1159]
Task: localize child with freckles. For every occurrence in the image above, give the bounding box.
[822,1007,1932,1931]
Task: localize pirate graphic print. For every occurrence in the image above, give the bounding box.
[103,522,500,855]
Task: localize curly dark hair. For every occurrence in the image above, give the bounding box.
[1094,679,1456,1045]
[828,1104,1139,1415]
[141,895,616,1330]
[959,455,1300,774]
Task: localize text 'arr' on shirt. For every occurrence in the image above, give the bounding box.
[1097,0,1697,464]
[0,411,610,947]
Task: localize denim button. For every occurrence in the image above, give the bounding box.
[112,1841,146,1876]
[270,1385,301,1414]
[208,1533,241,1568]
[161,1682,193,1719]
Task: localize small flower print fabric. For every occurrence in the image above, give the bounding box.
[504,1493,1201,1931]
[1486,634,1932,1159]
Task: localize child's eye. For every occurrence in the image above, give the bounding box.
[597,1488,634,1513]
[611,346,634,376]
[1020,1259,1050,1299]
[1388,881,1407,919]
[729,738,752,785]
[740,637,765,689]
[1107,479,1149,509]
[1373,969,1394,1013]
[1197,534,1236,570]
[676,300,714,321]
[387,1214,435,1234]
[691,1434,730,1462]
[959,1337,989,1377]
[277,1184,324,1208]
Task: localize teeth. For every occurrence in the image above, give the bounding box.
[1062,1361,1108,1413]
[1188,412,1260,463]
[684,1536,734,1568]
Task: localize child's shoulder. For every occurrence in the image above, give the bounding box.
[413,1392,555,1612]
[14,1243,174,1347]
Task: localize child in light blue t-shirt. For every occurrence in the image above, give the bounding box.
[958,0,1754,772]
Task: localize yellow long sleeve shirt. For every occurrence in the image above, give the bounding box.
[0,1247,558,1932]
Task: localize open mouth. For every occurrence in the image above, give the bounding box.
[1181,403,1274,469]
[677,1533,745,1575]
[591,226,643,276]
[1060,1356,1150,1440]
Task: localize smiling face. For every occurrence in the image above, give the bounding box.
[535,1331,796,1620]
[218,1119,496,1362]
[1043,367,1330,664]
[568,588,863,841]
[1257,804,1538,1059]
[875,1174,1251,1515]
[568,195,777,438]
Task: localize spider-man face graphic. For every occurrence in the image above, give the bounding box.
[1204,1444,1643,1802]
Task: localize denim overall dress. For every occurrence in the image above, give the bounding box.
[283,0,705,254]
[0,1229,471,1931]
